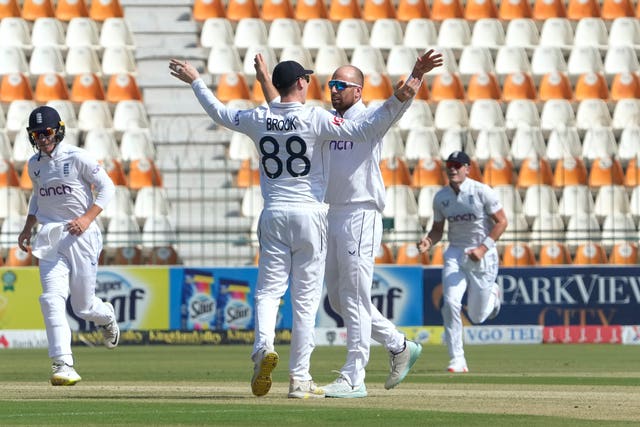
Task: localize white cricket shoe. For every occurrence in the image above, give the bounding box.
[488,283,501,320]
[100,302,120,349]
[50,361,82,386]
[447,358,469,373]
[323,374,367,398]
[288,379,325,399]
[385,340,422,389]
[251,348,279,397]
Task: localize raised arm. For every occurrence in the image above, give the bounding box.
[254,53,279,103]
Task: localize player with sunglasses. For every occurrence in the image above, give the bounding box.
[417,151,508,373]
[17,106,119,386]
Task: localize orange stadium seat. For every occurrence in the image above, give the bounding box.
[464,0,498,20]
[70,72,106,102]
[34,73,70,102]
[19,164,33,191]
[567,0,601,19]
[574,72,609,100]
[467,159,484,182]
[396,0,430,21]
[380,157,412,187]
[21,0,55,20]
[499,0,532,19]
[328,0,361,20]
[573,242,607,264]
[516,157,554,189]
[362,0,396,21]
[112,246,144,265]
[430,0,464,20]
[106,73,142,102]
[102,158,128,186]
[538,242,572,265]
[538,71,573,101]
[89,0,123,21]
[588,157,625,188]
[411,157,446,188]
[0,0,20,18]
[128,158,163,190]
[261,0,294,20]
[610,72,640,100]
[375,242,395,264]
[236,158,261,188]
[609,242,638,264]
[227,0,260,20]
[395,242,429,265]
[502,242,536,266]
[552,157,588,187]
[502,72,537,101]
[430,72,465,101]
[55,0,89,21]
[295,0,328,19]
[602,0,634,18]
[362,73,394,103]
[533,0,567,19]
[147,246,179,265]
[5,246,34,267]
[0,159,20,187]
[216,72,251,102]
[193,0,226,21]
[482,157,515,186]
[466,72,501,101]
[304,74,323,101]
[0,73,33,102]
[251,80,267,104]
[624,157,640,187]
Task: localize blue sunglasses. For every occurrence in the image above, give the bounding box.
[328,80,362,91]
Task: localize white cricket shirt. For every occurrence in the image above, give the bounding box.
[191,79,407,208]
[433,178,502,248]
[27,143,115,224]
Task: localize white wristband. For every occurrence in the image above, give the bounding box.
[482,236,495,249]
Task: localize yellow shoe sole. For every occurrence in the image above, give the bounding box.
[251,352,279,396]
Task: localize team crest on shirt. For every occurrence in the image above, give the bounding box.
[331,116,344,126]
[63,163,70,176]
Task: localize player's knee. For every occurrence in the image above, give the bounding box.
[467,308,485,324]
[442,298,460,316]
[39,293,66,318]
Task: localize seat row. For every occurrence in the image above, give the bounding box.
[0,0,123,22]
[193,0,640,22]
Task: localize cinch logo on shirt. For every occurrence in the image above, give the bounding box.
[329,140,353,150]
[40,184,72,197]
[266,117,297,131]
[447,212,477,222]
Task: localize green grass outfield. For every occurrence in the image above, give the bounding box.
[1,344,639,426]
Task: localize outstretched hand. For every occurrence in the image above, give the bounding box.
[254,53,270,83]
[411,49,444,80]
[169,59,200,84]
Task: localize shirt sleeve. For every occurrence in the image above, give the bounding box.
[77,151,115,210]
[191,78,246,131]
[484,185,502,215]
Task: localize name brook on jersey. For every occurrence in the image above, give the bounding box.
[266,117,297,131]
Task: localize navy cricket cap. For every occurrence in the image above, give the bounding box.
[27,105,62,131]
[446,151,471,165]
[272,60,314,89]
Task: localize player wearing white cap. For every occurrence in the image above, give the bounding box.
[169,57,420,398]
[18,105,119,386]
[417,151,508,373]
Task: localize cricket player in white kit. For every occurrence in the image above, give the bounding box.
[169,57,420,398]
[17,106,119,386]
[418,151,508,373]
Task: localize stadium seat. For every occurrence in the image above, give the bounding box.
[567,46,604,80]
[403,18,437,49]
[350,46,386,76]
[538,242,572,265]
[431,0,463,20]
[375,242,395,264]
[494,46,532,78]
[567,0,601,19]
[207,45,243,76]
[574,72,609,101]
[466,73,501,101]
[593,184,630,219]
[215,72,251,102]
[603,45,640,78]
[101,158,127,186]
[335,18,369,50]
[502,71,537,102]
[565,212,601,250]
[89,0,124,21]
[502,242,536,266]
[612,100,640,137]
[546,127,582,162]
[141,214,177,254]
[101,185,133,225]
[193,0,226,21]
[362,0,396,20]
[417,184,442,222]
[0,159,20,187]
[610,73,640,101]
[624,156,640,187]
[380,127,405,161]
[468,98,504,133]
[540,99,576,132]
[631,185,640,220]
[236,158,261,188]
[510,126,546,166]
[482,156,515,186]
[538,71,572,101]
[531,46,567,79]
[106,73,141,102]
[438,127,475,161]
[386,46,420,82]
[84,128,121,162]
[128,158,163,191]
[381,157,411,187]
[0,73,33,102]
[494,183,523,216]
[601,212,636,250]
[261,0,294,20]
[56,0,89,21]
[516,157,553,189]
[538,17,573,52]
[397,0,430,21]
[501,213,530,249]
[46,99,77,129]
[301,18,335,52]
[5,246,34,266]
[0,0,20,18]
[395,242,429,265]
[574,17,608,50]
[369,18,403,50]
[504,99,539,131]
[33,73,69,102]
[0,131,11,160]
[429,72,465,101]
[471,18,504,50]
[433,99,469,131]
[268,18,302,50]
[588,156,624,188]
[0,187,27,219]
[5,100,36,136]
[458,46,495,80]
[240,185,263,218]
[112,100,149,133]
[609,17,640,47]
[101,46,136,76]
[404,127,440,165]
[581,128,617,162]
[474,128,510,165]
[234,18,268,53]
[147,245,179,265]
[328,0,361,20]
[412,157,446,188]
[383,185,418,218]
[528,213,565,250]
[552,157,588,187]
[573,242,607,265]
[437,18,471,53]
[100,17,134,48]
[523,184,559,220]
[22,0,55,21]
[29,45,65,76]
[609,242,638,265]
[242,45,277,83]
[200,18,234,47]
[500,0,532,19]
[602,0,634,19]
[65,45,102,77]
[78,100,113,131]
[70,72,105,102]
[295,0,328,20]
[464,0,498,20]
[65,17,100,48]
[0,17,31,48]
[504,18,539,49]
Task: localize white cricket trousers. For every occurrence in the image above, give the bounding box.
[442,245,500,361]
[324,206,405,387]
[253,204,327,381]
[38,223,114,364]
